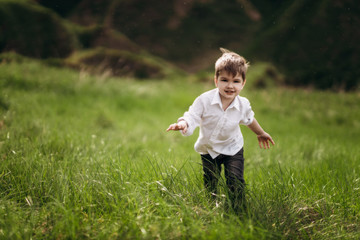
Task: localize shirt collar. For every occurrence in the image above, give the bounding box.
[211,88,241,111]
[211,89,222,107]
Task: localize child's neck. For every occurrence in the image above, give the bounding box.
[220,96,235,111]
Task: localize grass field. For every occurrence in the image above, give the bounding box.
[0,59,360,239]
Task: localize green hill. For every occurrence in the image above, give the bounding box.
[0,0,75,58]
[250,0,360,90]
[1,0,359,90]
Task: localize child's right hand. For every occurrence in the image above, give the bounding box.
[166,120,188,134]
[257,132,275,149]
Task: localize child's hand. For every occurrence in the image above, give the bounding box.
[257,132,275,149]
[166,120,188,134]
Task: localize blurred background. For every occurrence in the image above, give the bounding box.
[1,0,359,91]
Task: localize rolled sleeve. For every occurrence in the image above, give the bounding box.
[177,117,193,136]
[240,98,255,125]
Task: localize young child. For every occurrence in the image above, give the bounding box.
[166,48,275,211]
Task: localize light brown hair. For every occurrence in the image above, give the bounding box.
[215,48,249,80]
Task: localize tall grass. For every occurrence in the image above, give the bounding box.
[0,60,359,239]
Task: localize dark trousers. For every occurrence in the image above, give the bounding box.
[201,148,246,210]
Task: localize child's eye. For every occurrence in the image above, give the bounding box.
[221,79,228,82]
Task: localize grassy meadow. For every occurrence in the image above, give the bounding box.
[0,59,360,239]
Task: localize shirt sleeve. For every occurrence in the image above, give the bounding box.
[177,96,203,136]
[240,98,255,125]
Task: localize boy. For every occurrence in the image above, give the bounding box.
[167,48,275,211]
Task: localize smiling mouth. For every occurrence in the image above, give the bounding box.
[225,90,235,94]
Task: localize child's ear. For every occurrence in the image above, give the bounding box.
[214,76,218,87]
[239,78,246,90]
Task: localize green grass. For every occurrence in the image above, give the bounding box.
[0,59,360,239]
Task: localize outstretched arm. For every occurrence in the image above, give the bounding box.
[167,95,203,136]
[247,118,275,149]
[166,120,188,134]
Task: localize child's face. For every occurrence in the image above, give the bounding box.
[215,71,246,101]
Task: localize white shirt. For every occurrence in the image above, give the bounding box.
[179,88,254,158]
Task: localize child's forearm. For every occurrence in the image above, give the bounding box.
[247,118,265,135]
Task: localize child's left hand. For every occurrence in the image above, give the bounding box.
[257,132,275,149]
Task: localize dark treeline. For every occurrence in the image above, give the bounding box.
[1,0,359,90]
